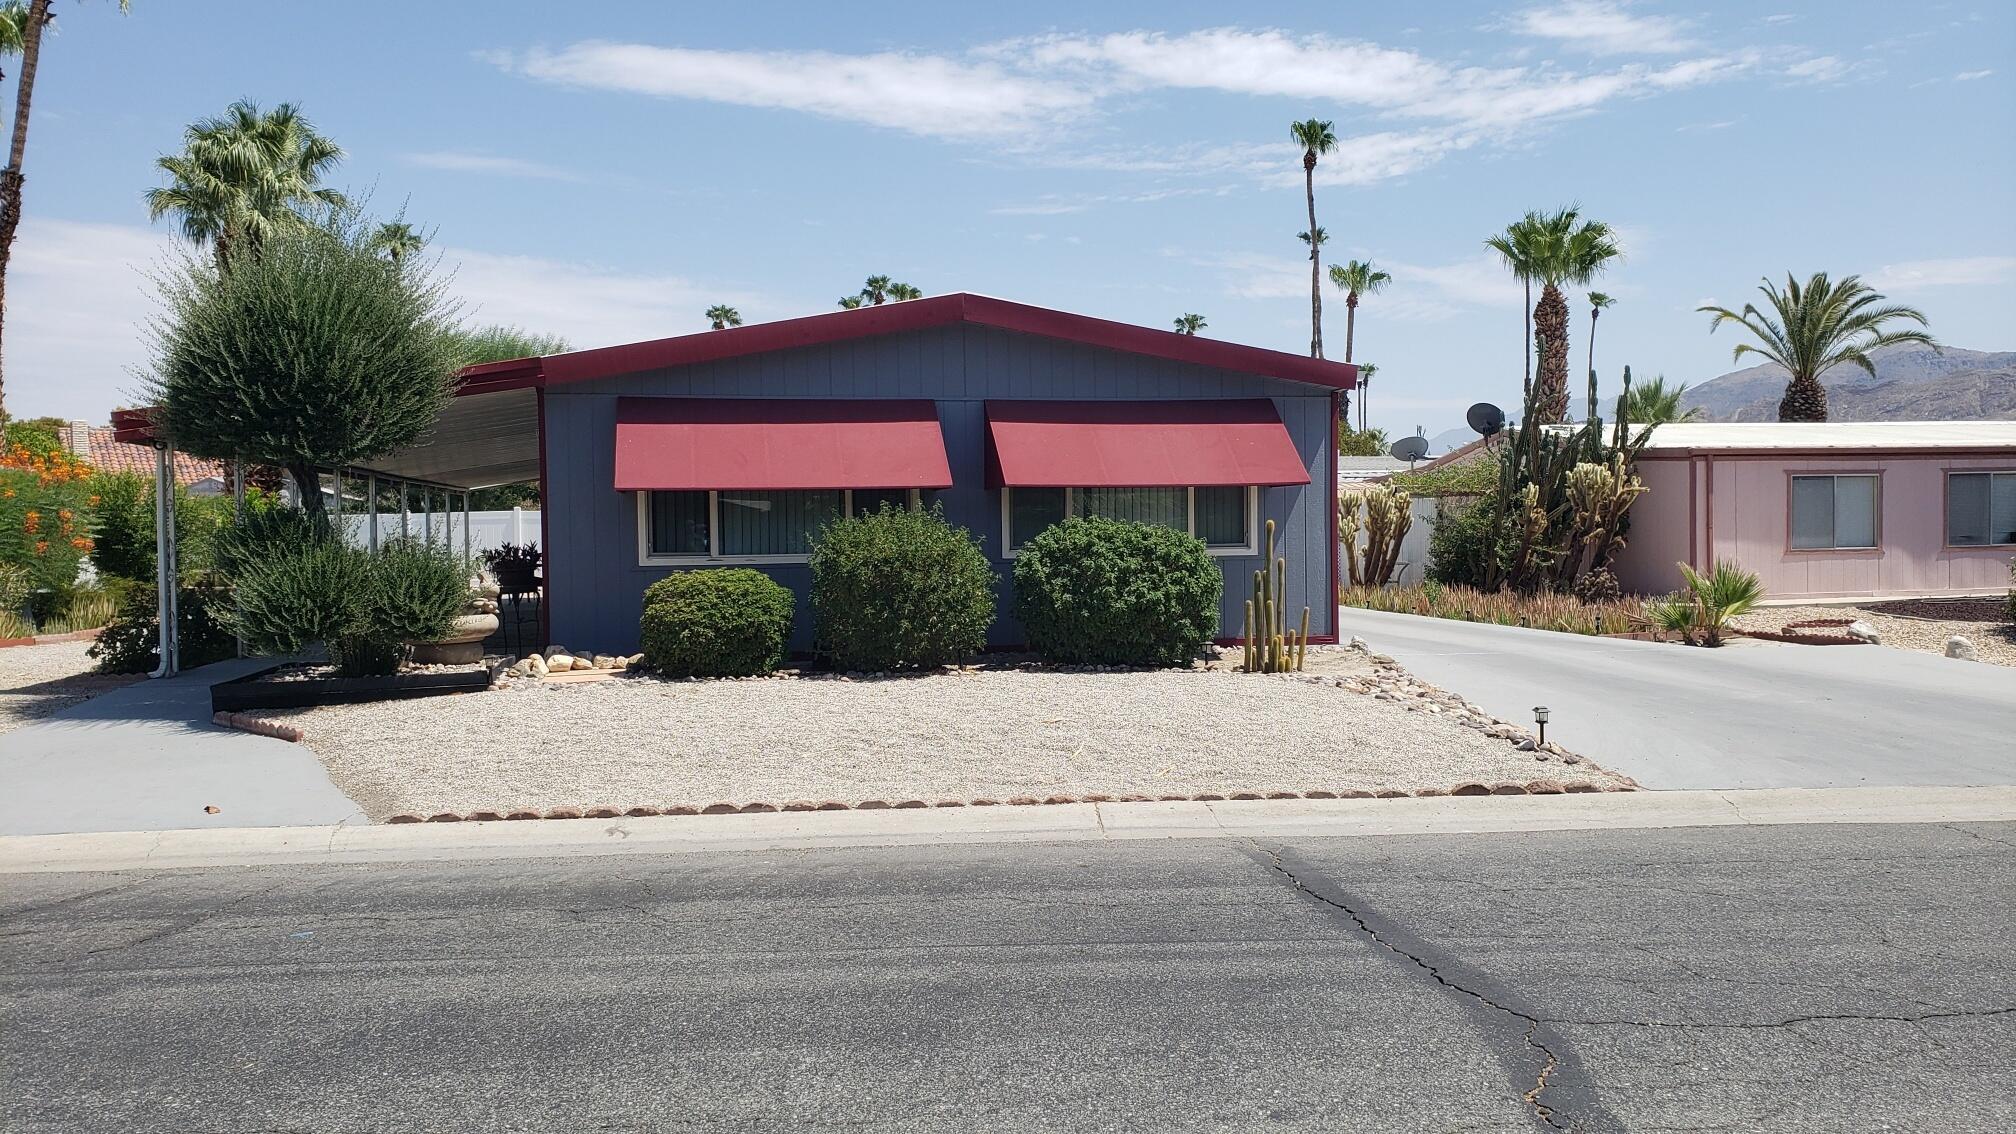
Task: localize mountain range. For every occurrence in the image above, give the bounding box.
[1676,344,2016,422]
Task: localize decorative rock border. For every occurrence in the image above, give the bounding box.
[210,710,305,743]
[384,780,1636,823]
[0,627,104,649]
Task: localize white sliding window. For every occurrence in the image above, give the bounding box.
[1789,474,1878,550]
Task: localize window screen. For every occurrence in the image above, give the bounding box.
[1194,486,1249,546]
[1947,472,2016,546]
[1071,487,1188,530]
[717,490,841,556]
[1790,475,1878,550]
[648,490,710,556]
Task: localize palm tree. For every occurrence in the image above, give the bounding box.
[1616,375,1703,424]
[1508,206,1622,423]
[0,0,131,419]
[145,100,348,270]
[860,275,892,305]
[1173,313,1206,335]
[888,281,921,301]
[705,304,742,330]
[1698,273,1935,422]
[1289,118,1337,358]
[1354,362,1378,433]
[368,221,424,264]
[1328,259,1390,365]
[1486,211,1545,400]
[1584,291,1615,396]
[838,295,864,309]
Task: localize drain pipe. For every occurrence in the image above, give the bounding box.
[149,440,180,679]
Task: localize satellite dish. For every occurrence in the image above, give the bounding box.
[1389,435,1430,463]
[1467,402,1506,437]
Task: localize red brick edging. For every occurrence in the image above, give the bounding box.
[385,781,1636,823]
[211,710,305,743]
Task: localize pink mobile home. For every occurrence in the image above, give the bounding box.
[1611,422,2016,601]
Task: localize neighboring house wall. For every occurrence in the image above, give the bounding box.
[543,323,1335,655]
[1614,453,2014,600]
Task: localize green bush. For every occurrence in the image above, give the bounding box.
[0,561,27,615]
[212,505,330,582]
[225,538,368,656]
[640,569,795,678]
[1424,499,1511,588]
[89,584,238,674]
[1012,516,1222,667]
[330,538,467,676]
[808,503,996,670]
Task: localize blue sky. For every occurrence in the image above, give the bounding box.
[8,0,2013,439]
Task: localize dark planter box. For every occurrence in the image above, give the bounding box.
[212,661,504,712]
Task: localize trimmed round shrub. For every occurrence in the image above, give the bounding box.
[1013,516,1221,667]
[640,568,795,678]
[808,503,996,670]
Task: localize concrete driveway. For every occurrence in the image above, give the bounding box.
[1338,607,2016,790]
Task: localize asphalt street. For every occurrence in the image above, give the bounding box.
[1337,607,2016,790]
[4,821,2012,1132]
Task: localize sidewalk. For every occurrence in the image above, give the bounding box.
[4,785,2009,873]
[0,658,367,837]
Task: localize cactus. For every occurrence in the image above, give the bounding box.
[1242,519,1309,672]
[1342,485,1412,586]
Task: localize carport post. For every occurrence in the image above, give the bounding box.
[366,474,380,553]
[423,487,434,546]
[149,441,180,679]
[461,491,472,565]
[399,479,410,539]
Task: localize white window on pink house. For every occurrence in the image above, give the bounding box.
[1946,472,2016,547]
[1790,475,1878,550]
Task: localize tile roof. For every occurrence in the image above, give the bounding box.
[67,424,225,485]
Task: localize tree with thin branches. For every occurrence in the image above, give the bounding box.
[705,304,742,330]
[1289,118,1337,358]
[0,0,133,419]
[1584,291,1615,401]
[1172,313,1206,335]
[1698,273,1935,422]
[368,221,424,264]
[145,100,348,271]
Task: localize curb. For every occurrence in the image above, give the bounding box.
[382,780,1636,824]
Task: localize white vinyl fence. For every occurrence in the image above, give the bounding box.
[335,507,541,559]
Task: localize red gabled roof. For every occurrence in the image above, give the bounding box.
[459,293,1357,396]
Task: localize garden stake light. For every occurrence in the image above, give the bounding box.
[1533,706,1549,745]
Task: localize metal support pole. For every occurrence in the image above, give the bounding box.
[399,480,410,539]
[423,487,433,546]
[367,474,380,553]
[149,442,180,679]
[462,491,473,565]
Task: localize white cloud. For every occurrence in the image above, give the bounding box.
[404,151,587,183]
[500,42,1093,139]
[1954,69,1995,81]
[0,218,781,420]
[1506,2,1699,55]
[1763,14,1798,25]
[1782,55,1851,83]
[1868,256,2016,289]
[3,219,171,419]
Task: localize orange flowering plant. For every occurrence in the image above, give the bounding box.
[0,450,97,595]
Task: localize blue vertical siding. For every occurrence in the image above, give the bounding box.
[543,324,1335,657]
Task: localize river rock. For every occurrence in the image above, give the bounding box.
[1945,636,1980,661]
[1844,620,1881,644]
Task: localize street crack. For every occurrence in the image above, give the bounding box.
[1249,842,1592,1131]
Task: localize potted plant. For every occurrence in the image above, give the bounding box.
[484,543,541,594]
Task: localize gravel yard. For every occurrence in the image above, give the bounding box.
[266,658,1627,820]
[1735,599,2015,667]
[0,641,138,735]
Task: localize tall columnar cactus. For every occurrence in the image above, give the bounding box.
[1472,363,1655,594]
[1242,518,1309,672]
[1341,485,1413,586]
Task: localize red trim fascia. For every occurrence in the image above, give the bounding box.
[536,387,551,648]
[455,358,546,397]
[537,293,1358,392]
[1638,445,2016,460]
[1327,390,1341,639]
[110,407,160,446]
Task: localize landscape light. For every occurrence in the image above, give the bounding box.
[1533,706,1550,746]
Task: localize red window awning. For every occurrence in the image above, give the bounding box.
[613,398,953,491]
[985,399,1311,488]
